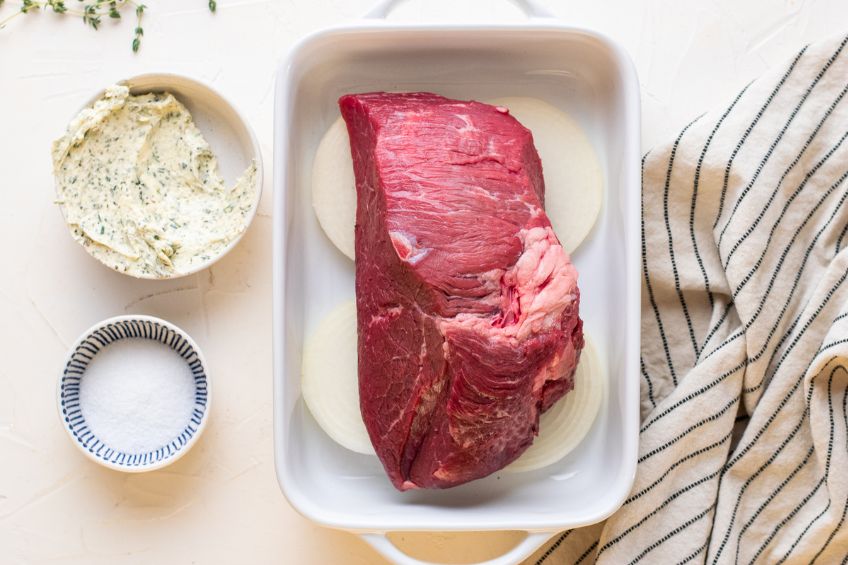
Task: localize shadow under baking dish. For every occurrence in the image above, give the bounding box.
[58,317,210,472]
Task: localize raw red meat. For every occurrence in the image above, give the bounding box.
[339,92,583,490]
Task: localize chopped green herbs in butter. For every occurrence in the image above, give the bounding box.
[52,84,257,278]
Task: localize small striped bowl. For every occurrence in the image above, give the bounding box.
[58,315,211,472]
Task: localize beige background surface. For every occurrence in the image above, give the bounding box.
[1,0,846,563]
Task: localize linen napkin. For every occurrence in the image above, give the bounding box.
[529,32,848,564]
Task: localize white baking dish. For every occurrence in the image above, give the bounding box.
[273,1,641,563]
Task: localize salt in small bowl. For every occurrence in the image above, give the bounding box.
[58,315,211,472]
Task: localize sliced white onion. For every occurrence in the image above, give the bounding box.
[502,336,605,473]
[311,117,357,260]
[301,300,375,455]
[301,300,605,472]
[311,97,604,260]
[487,97,604,255]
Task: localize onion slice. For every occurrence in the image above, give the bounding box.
[301,300,374,455]
[311,97,604,260]
[311,118,357,260]
[488,97,604,255]
[301,300,606,472]
[502,336,605,473]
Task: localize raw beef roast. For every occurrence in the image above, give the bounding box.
[339,92,583,490]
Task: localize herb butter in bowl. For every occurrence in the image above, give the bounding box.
[52,74,262,279]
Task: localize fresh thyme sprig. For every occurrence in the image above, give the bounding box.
[131,2,143,51]
[0,0,215,52]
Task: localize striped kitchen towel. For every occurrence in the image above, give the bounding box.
[529,32,848,564]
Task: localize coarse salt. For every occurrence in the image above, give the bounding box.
[78,338,197,455]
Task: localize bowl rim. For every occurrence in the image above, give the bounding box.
[53,71,264,281]
[56,314,212,473]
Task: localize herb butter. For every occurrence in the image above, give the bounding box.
[52,85,257,278]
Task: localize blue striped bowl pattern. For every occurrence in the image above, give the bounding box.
[59,316,210,472]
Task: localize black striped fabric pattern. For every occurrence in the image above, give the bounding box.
[529,33,848,564]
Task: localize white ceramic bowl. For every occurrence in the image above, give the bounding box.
[273,1,641,564]
[57,315,211,472]
[55,73,263,280]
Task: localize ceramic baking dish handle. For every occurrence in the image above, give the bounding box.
[362,532,551,565]
[364,0,554,19]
